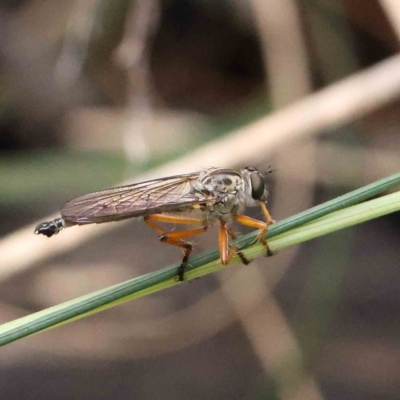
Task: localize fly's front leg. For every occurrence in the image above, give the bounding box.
[259,202,276,225]
[144,214,207,281]
[234,202,275,257]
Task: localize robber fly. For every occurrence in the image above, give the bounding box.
[35,166,275,280]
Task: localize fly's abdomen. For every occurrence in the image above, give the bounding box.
[34,218,65,237]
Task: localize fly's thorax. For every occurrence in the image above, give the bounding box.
[191,167,269,220]
[194,169,244,196]
[192,168,247,218]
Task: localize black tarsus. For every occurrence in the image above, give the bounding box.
[178,263,186,282]
[237,250,250,265]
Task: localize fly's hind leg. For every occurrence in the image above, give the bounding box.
[159,228,207,281]
[144,214,207,281]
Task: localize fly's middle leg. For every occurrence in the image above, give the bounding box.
[219,224,250,265]
[144,214,207,281]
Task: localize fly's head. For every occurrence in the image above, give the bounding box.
[241,166,269,206]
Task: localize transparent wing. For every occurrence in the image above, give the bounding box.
[61,172,212,225]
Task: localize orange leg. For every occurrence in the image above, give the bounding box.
[219,223,230,265]
[259,202,275,225]
[144,214,207,281]
[219,224,250,265]
[234,203,275,257]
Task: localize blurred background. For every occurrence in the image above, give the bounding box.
[1,0,400,399]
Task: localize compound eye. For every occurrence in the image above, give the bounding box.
[250,172,265,200]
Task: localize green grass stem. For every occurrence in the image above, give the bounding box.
[1,173,399,346]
